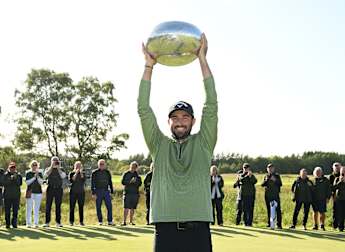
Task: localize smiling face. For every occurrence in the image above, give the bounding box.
[168,110,195,140]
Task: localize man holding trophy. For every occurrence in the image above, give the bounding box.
[139,21,217,252]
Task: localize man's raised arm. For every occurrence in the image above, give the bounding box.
[137,44,164,156]
[198,34,218,153]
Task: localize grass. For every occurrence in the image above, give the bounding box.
[0,224,344,252]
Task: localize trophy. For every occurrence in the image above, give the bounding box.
[146,21,202,66]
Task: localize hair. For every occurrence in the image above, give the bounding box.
[333,162,341,168]
[30,160,40,170]
[73,161,83,172]
[130,161,138,167]
[98,159,106,167]
[313,167,323,177]
[149,162,154,171]
[210,165,218,175]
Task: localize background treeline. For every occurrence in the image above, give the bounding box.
[2,146,344,176]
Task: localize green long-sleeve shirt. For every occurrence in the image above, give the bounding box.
[138,76,217,223]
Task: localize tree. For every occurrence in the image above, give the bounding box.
[65,76,129,160]
[15,69,73,156]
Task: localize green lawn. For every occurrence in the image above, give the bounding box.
[0,225,344,252]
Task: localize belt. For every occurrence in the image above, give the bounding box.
[156,222,209,231]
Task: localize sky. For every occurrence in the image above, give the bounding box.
[0,0,345,159]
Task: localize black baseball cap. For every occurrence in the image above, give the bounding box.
[168,101,194,118]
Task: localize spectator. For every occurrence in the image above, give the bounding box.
[234,163,257,227]
[261,163,283,229]
[69,161,86,226]
[43,156,66,228]
[329,162,341,229]
[210,165,224,226]
[91,159,114,226]
[333,166,345,232]
[290,168,313,230]
[121,161,142,226]
[25,160,44,228]
[312,167,331,231]
[3,161,22,228]
[144,163,153,225]
[0,167,4,226]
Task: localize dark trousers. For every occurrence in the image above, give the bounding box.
[45,187,63,224]
[154,222,212,252]
[236,199,243,225]
[69,192,85,224]
[336,200,345,231]
[333,200,339,229]
[265,197,282,227]
[95,189,112,223]
[212,198,223,225]
[292,201,310,226]
[4,198,20,227]
[145,192,150,224]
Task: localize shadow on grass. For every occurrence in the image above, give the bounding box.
[116,226,154,234]
[0,226,122,241]
[84,226,139,237]
[233,225,345,242]
[212,226,256,237]
[282,228,345,242]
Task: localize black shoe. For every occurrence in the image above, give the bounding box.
[320,225,325,231]
[12,225,18,228]
[121,222,127,226]
[303,225,307,231]
[312,225,318,230]
[266,224,271,228]
[277,226,283,229]
[289,225,296,229]
[6,225,10,229]
[129,222,135,226]
[80,222,85,226]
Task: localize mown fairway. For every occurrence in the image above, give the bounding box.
[0,224,344,252]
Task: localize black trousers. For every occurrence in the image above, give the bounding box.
[333,200,339,229]
[145,193,150,224]
[336,200,345,231]
[69,192,85,224]
[212,198,223,225]
[292,201,310,226]
[236,196,255,226]
[265,197,282,227]
[45,187,63,224]
[154,222,212,252]
[4,198,20,227]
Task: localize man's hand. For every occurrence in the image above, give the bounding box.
[142,43,157,67]
[197,33,208,62]
[92,194,97,200]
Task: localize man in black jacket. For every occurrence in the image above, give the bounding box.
[290,168,313,230]
[91,159,114,225]
[143,163,153,225]
[3,161,22,228]
[69,161,86,226]
[43,156,66,228]
[329,162,341,229]
[261,163,282,229]
[234,163,257,226]
[121,161,142,226]
[0,167,4,225]
[333,166,345,232]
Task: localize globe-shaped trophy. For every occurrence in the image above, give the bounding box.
[146,21,202,66]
